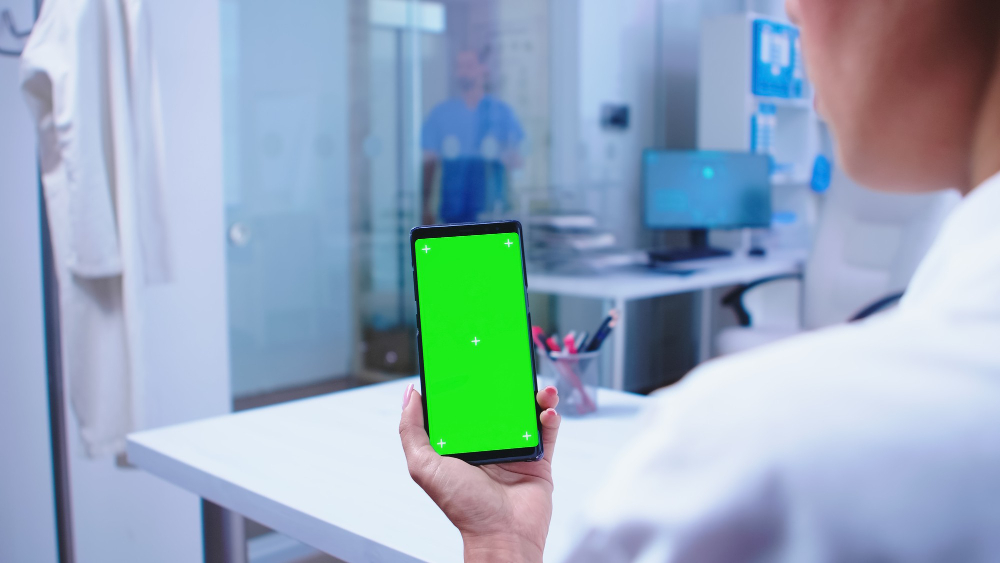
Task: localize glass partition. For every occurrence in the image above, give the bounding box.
[221,0,556,400]
[221,0,357,398]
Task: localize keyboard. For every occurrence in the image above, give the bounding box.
[648,247,732,263]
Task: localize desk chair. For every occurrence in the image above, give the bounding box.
[716,170,960,356]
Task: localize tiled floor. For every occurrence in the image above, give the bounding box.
[295,554,345,563]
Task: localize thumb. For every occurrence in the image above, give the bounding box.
[399,383,428,447]
[398,384,439,484]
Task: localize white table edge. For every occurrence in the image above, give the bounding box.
[127,419,425,563]
[526,256,805,301]
[126,378,652,563]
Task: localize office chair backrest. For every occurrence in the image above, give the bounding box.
[802,169,960,330]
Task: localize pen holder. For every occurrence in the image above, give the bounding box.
[537,350,601,417]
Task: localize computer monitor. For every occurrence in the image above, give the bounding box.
[643,150,772,232]
[642,150,772,261]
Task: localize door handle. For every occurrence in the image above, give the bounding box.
[228,222,252,247]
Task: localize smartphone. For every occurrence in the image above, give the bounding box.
[410,221,542,465]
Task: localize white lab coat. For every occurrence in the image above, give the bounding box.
[567,172,1000,561]
[21,0,171,457]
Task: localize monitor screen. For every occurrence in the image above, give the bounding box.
[643,151,772,230]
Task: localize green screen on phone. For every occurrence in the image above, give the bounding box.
[415,231,539,456]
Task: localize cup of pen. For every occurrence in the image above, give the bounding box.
[537,349,601,417]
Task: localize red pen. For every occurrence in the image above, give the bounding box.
[546,335,563,353]
[531,326,550,352]
[563,332,579,354]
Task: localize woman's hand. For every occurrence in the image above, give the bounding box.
[399,383,561,563]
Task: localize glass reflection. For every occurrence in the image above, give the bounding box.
[421,47,525,225]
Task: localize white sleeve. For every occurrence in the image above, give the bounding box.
[21,0,125,279]
[22,0,172,284]
[561,359,806,563]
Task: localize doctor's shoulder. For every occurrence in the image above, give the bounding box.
[653,315,997,455]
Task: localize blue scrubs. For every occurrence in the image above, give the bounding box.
[421,96,525,223]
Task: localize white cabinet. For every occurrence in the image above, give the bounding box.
[698,13,821,186]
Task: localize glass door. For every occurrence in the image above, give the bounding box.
[220,0,552,402]
[361,4,446,378]
[221,0,432,401]
[222,0,361,399]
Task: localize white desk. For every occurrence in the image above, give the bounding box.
[127,378,649,563]
[527,252,805,390]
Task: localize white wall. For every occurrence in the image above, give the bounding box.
[547,0,670,389]
[659,0,782,151]
[0,1,60,561]
[574,0,660,249]
[52,0,231,562]
[548,0,581,191]
[550,0,776,248]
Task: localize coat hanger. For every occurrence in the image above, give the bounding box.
[1,6,36,57]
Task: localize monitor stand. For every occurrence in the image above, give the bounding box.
[648,229,733,264]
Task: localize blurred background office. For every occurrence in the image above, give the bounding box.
[0,0,958,562]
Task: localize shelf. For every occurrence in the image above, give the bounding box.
[751,95,814,109]
[771,177,811,187]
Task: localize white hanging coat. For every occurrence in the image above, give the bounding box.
[21,0,171,456]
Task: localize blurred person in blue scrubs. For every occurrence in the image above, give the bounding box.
[401,0,1000,560]
[421,48,525,225]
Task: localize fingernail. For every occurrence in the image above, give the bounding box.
[545,386,557,395]
[402,384,414,410]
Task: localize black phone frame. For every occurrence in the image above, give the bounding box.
[409,220,543,465]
